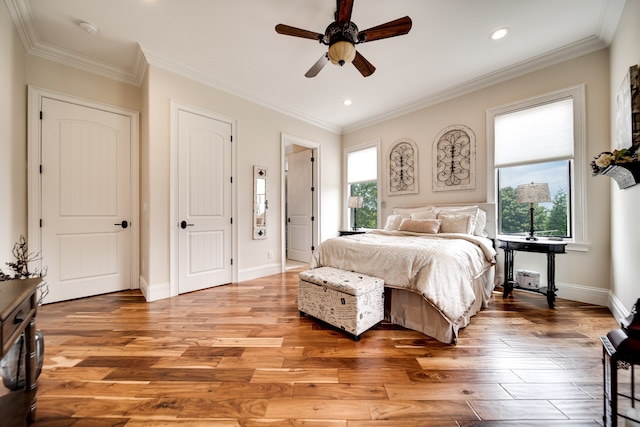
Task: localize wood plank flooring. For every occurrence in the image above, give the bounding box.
[29,267,621,426]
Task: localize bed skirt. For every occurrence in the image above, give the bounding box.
[385,267,495,344]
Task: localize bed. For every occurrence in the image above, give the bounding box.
[309,203,497,344]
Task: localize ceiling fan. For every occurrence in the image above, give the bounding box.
[275,0,412,78]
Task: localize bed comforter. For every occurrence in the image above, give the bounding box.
[310,230,496,326]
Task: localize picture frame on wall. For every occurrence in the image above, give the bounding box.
[432,124,476,192]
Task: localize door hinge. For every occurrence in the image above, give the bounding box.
[311,186,315,192]
[39,111,43,120]
[39,165,43,174]
[310,157,315,162]
[39,219,42,227]
[311,245,315,251]
[311,216,315,222]
[230,176,233,184]
[230,135,233,142]
[230,258,233,265]
[230,217,233,224]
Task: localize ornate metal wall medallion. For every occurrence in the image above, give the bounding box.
[388,138,418,195]
[432,125,476,191]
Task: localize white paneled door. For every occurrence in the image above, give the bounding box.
[177,110,232,294]
[287,149,313,263]
[41,98,132,303]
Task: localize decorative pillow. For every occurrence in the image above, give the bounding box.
[438,205,479,234]
[398,218,441,234]
[410,210,438,220]
[383,214,405,231]
[438,214,473,234]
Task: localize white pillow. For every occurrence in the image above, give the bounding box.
[411,210,438,220]
[474,209,488,237]
[383,214,405,231]
[399,218,441,234]
[439,214,473,234]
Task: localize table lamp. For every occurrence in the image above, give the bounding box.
[516,182,550,240]
[348,196,363,231]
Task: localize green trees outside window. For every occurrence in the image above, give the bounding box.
[351,181,378,229]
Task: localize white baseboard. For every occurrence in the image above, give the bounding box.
[139,276,171,302]
[238,262,281,283]
[496,273,610,306]
[608,291,630,322]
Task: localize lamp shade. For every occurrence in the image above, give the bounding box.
[328,41,356,66]
[516,182,551,204]
[348,196,363,209]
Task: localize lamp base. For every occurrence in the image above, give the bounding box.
[525,235,538,241]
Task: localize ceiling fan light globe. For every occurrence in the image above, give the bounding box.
[328,41,356,65]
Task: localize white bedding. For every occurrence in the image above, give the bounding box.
[309,230,496,326]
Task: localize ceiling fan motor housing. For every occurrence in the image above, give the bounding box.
[324,21,359,65]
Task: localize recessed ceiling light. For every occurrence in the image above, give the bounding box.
[490,27,509,40]
[343,99,352,106]
[79,21,99,35]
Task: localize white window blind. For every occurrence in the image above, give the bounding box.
[347,146,377,183]
[494,97,574,167]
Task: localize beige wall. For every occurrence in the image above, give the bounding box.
[142,66,341,294]
[609,0,640,315]
[0,3,27,264]
[343,49,612,304]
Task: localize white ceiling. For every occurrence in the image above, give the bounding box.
[6,0,625,133]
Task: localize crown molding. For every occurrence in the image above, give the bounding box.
[596,0,626,44]
[6,0,144,86]
[342,35,608,134]
[140,44,341,134]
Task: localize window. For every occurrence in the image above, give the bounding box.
[488,85,587,247]
[346,143,379,229]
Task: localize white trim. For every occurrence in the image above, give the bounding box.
[238,263,282,283]
[169,101,238,297]
[344,140,382,229]
[27,86,140,294]
[281,133,321,273]
[486,85,588,249]
[609,291,631,323]
[138,276,170,302]
[495,274,610,307]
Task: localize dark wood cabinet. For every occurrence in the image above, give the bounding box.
[0,278,40,426]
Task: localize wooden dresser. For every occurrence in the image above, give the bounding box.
[0,278,40,426]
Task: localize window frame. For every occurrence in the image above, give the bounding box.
[486,85,588,250]
[344,140,381,230]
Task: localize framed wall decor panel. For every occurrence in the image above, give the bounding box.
[432,124,476,192]
[388,138,418,195]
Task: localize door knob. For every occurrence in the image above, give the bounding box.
[115,220,128,229]
[180,220,194,229]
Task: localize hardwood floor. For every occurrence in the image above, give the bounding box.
[30,267,620,426]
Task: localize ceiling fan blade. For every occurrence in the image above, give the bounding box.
[336,0,354,25]
[275,24,323,41]
[352,51,375,77]
[305,53,330,78]
[358,16,412,43]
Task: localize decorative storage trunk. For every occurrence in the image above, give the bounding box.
[298,267,384,340]
[516,269,540,290]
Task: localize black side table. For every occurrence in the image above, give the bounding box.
[497,238,567,308]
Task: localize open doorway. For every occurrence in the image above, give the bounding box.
[281,134,320,271]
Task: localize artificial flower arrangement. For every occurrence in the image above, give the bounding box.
[590,147,638,175]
